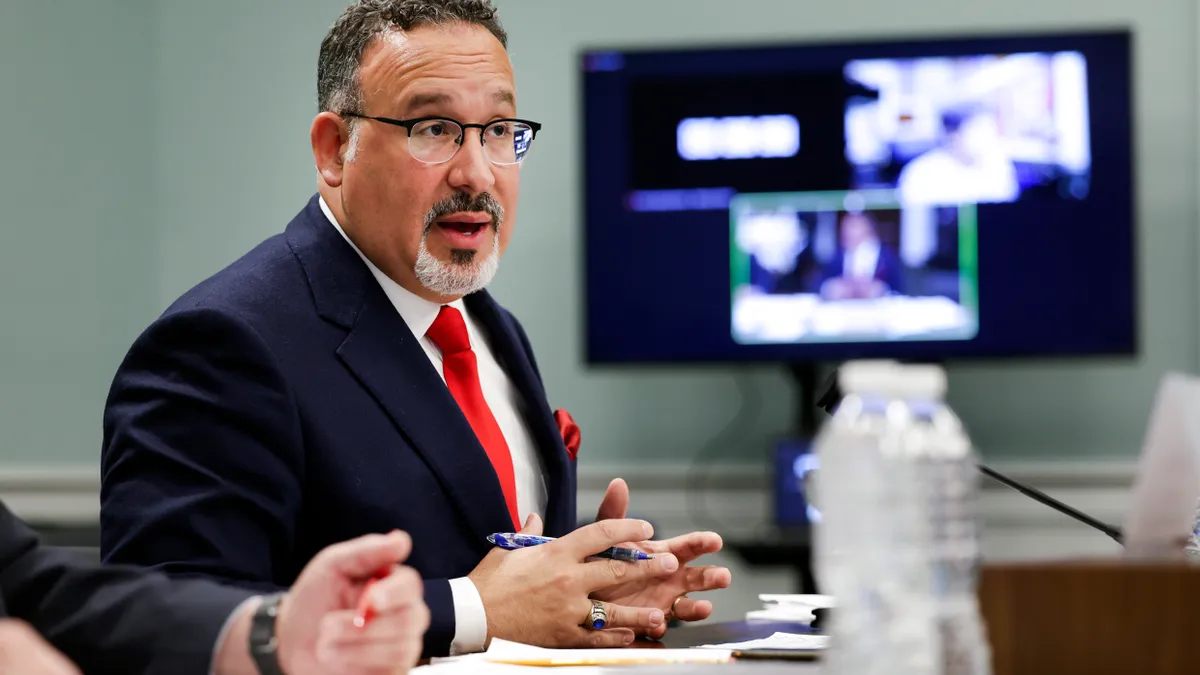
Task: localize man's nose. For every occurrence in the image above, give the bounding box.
[447,129,496,196]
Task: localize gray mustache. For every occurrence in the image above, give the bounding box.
[423,193,504,233]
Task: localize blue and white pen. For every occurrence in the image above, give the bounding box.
[487,532,654,562]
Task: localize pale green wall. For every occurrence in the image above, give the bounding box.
[2,0,1195,467]
[0,1,158,465]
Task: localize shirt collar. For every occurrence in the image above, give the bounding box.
[318,195,465,340]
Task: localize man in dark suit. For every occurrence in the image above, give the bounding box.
[813,211,905,300]
[99,0,730,660]
[0,499,426,674]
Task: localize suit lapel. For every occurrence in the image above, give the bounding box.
[287,197,514,552]
[465,292,572,536]
[336,299,518,546]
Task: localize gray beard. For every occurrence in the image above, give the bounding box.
[413,229,501,297]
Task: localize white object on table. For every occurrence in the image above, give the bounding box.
[419,638,732,671]
[1123,372,1200,554]
[745,593,835,624]
[695,631,830,651]
[758,594,835,609]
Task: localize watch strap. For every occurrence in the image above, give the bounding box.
[248,592,287,675]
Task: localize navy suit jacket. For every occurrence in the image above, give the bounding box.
[813,244,905,295]
[0,500,252,674]
[99,195,578,658]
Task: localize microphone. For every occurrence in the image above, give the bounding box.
[815,367,1124,544]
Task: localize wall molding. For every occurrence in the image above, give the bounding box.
[0,460,1137,560]
[576,459,1136,560]
[0,466,99,525]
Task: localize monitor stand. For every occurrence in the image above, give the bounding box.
[787,362,835,438]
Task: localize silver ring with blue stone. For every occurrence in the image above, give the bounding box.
[587,600,607,629]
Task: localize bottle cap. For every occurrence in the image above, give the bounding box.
[839,360,946,400]
[838,360,901,396]
[894,364,947,400]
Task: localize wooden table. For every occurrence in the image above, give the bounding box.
[978,559,1200,675]
[677,561,1200,674]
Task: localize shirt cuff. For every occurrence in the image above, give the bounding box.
[448,577,489,655]
[209,595,261,675]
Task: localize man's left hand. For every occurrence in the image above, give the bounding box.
[590,479,732,639]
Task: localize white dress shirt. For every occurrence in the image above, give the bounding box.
[319,197,546,655]
[844,239,881,280]
[897,147,1021,206]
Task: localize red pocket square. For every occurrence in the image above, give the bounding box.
[554,409,580,461]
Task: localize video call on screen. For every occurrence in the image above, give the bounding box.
[581,31,1135,363]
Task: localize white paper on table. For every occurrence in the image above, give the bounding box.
[467,638,731,667]
[695,631,829,651]
[415,658,603,674]
[757,594,835,609]
[422,646,608,674]
[745,608,815,623]
[745,593,834,623]
[1122,372,1200,553]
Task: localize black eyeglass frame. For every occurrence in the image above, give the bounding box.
[340,112,542,165]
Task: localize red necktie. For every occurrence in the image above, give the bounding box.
[426,306,519,529]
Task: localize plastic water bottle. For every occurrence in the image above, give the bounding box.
[904,365,991,675]
[813,361,991,675]
[814,360,938,675]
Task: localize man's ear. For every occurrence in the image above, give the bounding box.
[311,112,350,187]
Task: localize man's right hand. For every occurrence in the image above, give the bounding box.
[215,530,426,675]
[0,619,81,675]
[276,531,427,675]
[468,517,676,648]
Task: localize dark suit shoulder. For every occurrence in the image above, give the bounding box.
[144,233,351,370]
[163,233,311,326]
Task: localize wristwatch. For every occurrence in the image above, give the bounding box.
[248,592,288,675]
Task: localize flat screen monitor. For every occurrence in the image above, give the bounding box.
[580,29,1135,364]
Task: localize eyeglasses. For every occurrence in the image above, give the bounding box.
[341,113,541,165]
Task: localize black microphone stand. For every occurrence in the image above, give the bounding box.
[815,368,1125,545]
[975,464,1123,544]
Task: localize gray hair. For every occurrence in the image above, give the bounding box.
[317,0,508,121]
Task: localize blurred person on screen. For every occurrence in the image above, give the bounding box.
[897,105,1020,206]
[738,210,807,291]
[812,211,903,300]
[0,499,424,675]
[97,0,730,661]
